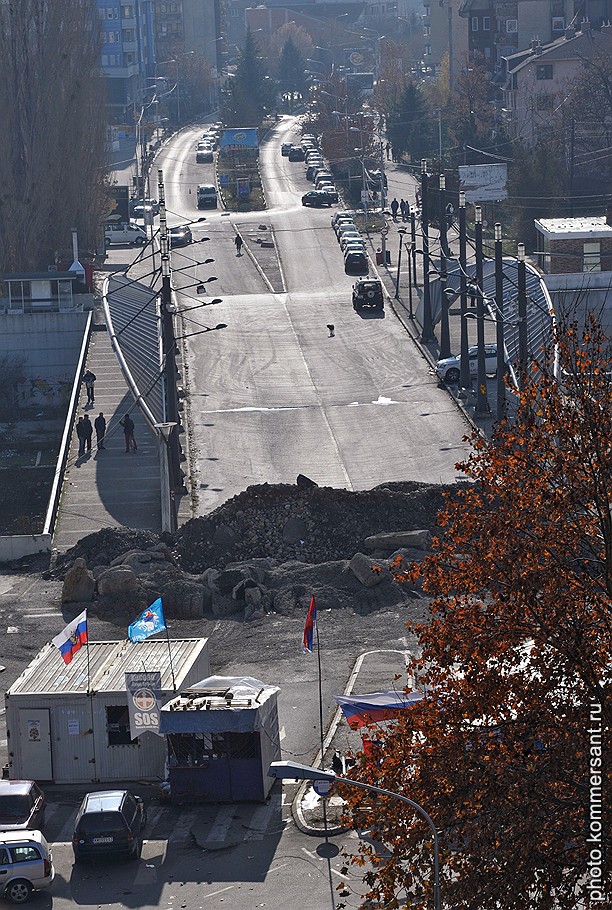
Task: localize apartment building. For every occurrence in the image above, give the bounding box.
[97,0,156,125]
[155,0,222,71]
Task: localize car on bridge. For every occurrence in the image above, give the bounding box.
[352,277,384,311]
[435,344,503,384]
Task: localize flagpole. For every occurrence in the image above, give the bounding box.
[165,626,177,691]
[85,614,97,781]
[315,619,330,844]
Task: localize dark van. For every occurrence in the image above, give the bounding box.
[72,790,147,862]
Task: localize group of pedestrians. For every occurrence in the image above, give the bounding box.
[75,369,138,457]
[390,198,412,222]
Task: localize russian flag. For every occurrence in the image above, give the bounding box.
[302,595,316,653]
[52,610,88,665]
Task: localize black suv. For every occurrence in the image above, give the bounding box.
[352,278,384,311]
[72,790,147,862]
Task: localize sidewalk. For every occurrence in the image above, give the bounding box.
[52,308,162,552]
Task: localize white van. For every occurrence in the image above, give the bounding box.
[196,184,218,209]
[104,221,147,246]
[0,830,54,903]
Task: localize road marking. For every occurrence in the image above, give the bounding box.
[169,809,197,843]
[245,802,274,840]
[205,805,234,844]
[23,612,61,618]
[204,886,234,899]
[6,627,18,634]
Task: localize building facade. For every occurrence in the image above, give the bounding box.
[97,0,156,126]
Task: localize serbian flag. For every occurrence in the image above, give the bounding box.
[52,610,88,665]
[302,595,317,653]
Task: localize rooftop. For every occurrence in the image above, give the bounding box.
[535,216,612,240]
[7,639,208,696]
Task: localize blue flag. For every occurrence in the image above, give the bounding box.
[128,598,167,643]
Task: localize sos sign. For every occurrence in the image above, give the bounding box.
[125,671,162,738]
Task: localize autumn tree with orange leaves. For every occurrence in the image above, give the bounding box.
[338,315,611,910]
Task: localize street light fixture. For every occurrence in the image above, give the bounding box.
[268,760,441,910]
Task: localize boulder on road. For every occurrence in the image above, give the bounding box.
[62,558,95,603]
[97,565,137,597]
[349,553,384,588]
[364,530,431,553]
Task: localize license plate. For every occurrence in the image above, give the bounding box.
[92,836,113,844]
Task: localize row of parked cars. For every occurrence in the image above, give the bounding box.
[330,210,370,276]
[282,135,340,208]
[0,780,147,902]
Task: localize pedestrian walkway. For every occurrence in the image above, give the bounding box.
[52,318,162,552]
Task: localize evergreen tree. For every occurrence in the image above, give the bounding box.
[277,37,307,96]
[221,28,274,126]
[386,81,433,162]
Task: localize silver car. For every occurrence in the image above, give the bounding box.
[435,344,501,384]
[0,831,54,903]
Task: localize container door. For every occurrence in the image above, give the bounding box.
[18,709,52,780]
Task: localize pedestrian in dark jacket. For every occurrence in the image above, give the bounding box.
[94,412,106,450]
[400,199,409,221]
[120,414,137,453]
[82,414,93,453]
[83,370,96,404]
[76,417,86,456]
[390,198,399,221]
[234,234,243,255]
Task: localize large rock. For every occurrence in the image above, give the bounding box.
[97,565,137,596]
[61,558,95,603]
[282,517,308,544]
[349,553,384,587]
[363,530,431,553]
[213,524,238,549]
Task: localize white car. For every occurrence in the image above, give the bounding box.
[0,830,54,903]
[340,231,363,251]
[435,344,502,384]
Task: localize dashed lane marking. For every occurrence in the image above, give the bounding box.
[205,805,234,844]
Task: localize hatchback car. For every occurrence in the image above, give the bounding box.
[0,830,54,904]
[72,790,147,862]
[316,183,338,203]
[281,142,292,156]
[335,221,357,239]
[168,224,193,247]
[196,142,214,163]
[435,343,502,384]
[344,251,369,275]
[302,190,334,208]
[352,277,384,311]
[340,231,363,251]
[130,197,159,217]
[0,782,45,832]
[288,146,306,161]
[306,163,324,181]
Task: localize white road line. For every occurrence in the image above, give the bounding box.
[245,802,274,840]
[168,809,197,842]
[203,886,234,899]
[23,613,61,619]
[205,805,234,844]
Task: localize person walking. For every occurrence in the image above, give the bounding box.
[120,413,137,453]
[83,369,96,404]
[82,414,93,453]
[385,141,391,161]
[400,199,408,222]
[390,198,399,221]
[234,234,243,256]
[76,417,86,456]
[94,412,106,450]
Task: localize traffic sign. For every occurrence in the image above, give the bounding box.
[313,779,334,797]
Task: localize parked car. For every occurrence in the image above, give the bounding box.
[352,277,384,311]
[129,197,159,216]
[288,146,306,161]
[72,789,147,862]
[281,142,292,156]
[344,251,369,275]
[343,241,366,257]
[340,231,363,251]
[168,224,193,247]
[0,830,54,904]
[335,222,357,240]
[196,184,218,209]
[196,141,213,163]
[306,164,323,181]
[201,132,217,149]
[332,211,356,228]
[316,183,338,203]
[434,343,503,384]
[0,781,46,832]
[302,190,335,208]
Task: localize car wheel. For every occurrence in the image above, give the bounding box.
[5,880,33,904]
[134,237,146,246]
[444,367,460,384]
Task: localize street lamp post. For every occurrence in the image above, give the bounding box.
[438,175,451,359]
[458,191,472,392]
[494,222,506,422]
[420,159,435,343]
[269,760,441,910]
[474,206,491,417]
[517,242,528,385]
[157,51,194,125]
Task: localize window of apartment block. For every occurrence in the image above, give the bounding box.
[424,24,431,36]
[552,17,565,31]
[122,5,134,18]
[482,17,490,30]
[123,28,135,41]
[124,52,135,65]
[506,19,518,33]
[536,64,553,80]
[424,4,430,15]
[98,8,105,19]
[471,17,479,31]
[584,241,601,272]
[424,44,431,56]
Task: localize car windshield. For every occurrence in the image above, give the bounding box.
[0,795,30,818]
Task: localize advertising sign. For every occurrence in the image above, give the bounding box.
[107,185,130,224]
[458,163,508,202]
[220,128,259,152]
[236,177,251,197]
[125,671,162,738]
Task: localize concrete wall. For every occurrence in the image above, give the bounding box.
[0,312,88,408]
[0,534,52,563]
[518,0,574,51]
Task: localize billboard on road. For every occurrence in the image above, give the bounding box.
[458,163,508,202]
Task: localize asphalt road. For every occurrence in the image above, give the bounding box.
[157,117,470,515]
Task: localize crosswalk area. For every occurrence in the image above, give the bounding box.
[41,791,287,851]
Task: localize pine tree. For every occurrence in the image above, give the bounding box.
[386,81,433,162]
[277,37,307,96]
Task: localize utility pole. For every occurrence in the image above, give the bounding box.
[410,207,417,288]
[474,205,490,417]
[158,169,183,495]
[458,191,472,391]
[380,136,388,261]
[438,175,451,359]
[494,223,506,422]
[420,159,436,343]
[517,242,528,388]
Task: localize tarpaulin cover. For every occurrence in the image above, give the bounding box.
[335,690,424,729]
[159,676,279,735]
